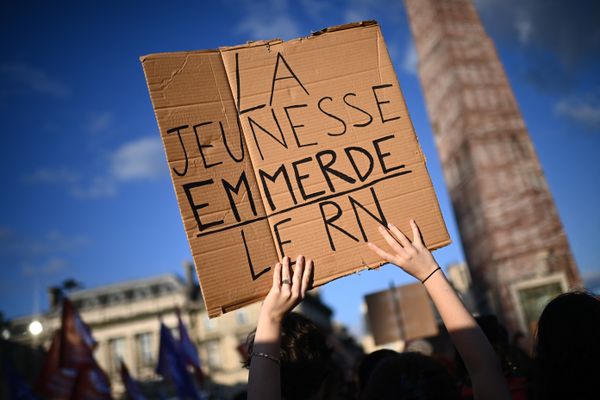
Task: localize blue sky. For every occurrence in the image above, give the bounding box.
[1,0,599,336]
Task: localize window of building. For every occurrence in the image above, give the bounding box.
[511,273,567,333]
[136,332,153,367]
[109,337,126,373]
[236,309,249,326]
[206,340,221,369]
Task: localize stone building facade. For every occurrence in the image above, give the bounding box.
[8,264,334,399]
[403,0,581,333]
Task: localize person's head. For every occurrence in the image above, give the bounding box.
[360,352,459,400]
[245,312,332,400]
[356,349,397,395]
[534,291,600,398]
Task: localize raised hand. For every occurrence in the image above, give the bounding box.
[367,219,439,282]
[260,255,313,324]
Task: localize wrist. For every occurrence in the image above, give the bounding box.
[256,309,283,340]
[422,267,446,287]
[420,265,441,283]
[260,307,284,325]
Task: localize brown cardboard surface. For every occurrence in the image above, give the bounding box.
[365,283,439,345]
[141,22,450,317]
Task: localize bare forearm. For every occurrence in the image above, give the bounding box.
[368,221,509,400]
[424,270,509,400]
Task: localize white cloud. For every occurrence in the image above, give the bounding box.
[402,41,418,75]
[474,0,600,72]
[21,257,69,277]
[1,227,84,280]
[238,14,301,40]
[0,62,68,98]
[71,176,117,199]
[555,92,600,131]
[299,0,332,23]
[25,167,80,185]
[515,13,533,44]
[235,0,301,40]
[25,136,167,198]
[85,111,114,135]
[110,137,165,182]
[344,9,367,23]
[342,0,404,25]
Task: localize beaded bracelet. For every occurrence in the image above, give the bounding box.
[251,351,280,365]
[421,267,441,284]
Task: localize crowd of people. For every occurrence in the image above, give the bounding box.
[239,220,600,400]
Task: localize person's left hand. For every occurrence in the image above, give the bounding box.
[260,255,313,324]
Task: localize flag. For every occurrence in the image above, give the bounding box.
[156,322,199,399]
[34,331,77,400]
[176,309,204,386]
[70,359,112,400]
[60,298,97,369]
[2,358,39,400]
[120,361,146,400]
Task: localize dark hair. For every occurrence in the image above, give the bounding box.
[245,312,332,400]
[360,352,460,400]
[356,349,398,395]
[534,291,600,399]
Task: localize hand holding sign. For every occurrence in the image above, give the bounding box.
[261,255,313,325]
[367,219,440,283]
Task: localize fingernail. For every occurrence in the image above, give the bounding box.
[387,222,394,229]
[378,225,384,231]
[410,219,415,224]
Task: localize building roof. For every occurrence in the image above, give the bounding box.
[68,274,195,311]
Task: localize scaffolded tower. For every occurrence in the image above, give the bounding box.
[404,0,581,332]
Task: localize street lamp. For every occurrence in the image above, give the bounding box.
[28,320,43,336]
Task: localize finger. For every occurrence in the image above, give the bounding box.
[281,256,292,293]
[367,242,397,263]
[387,222,412,248]
[378,226,408,256]
[301,259,313,298]
[291,255,304,298]
[410,219,424,248]
[272,262,282,288]
[281,256,291,280]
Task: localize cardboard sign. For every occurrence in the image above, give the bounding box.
[141,21,450,318]
[365,283,438,345]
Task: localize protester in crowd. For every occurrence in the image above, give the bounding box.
[247,220,511,400]
[533,291,600,399]
[361,351,460,400]
[365,219,511,400]
[246,255,316,400]
[455,316,532,400]
[245,310,334,400]
[355,349,397,396]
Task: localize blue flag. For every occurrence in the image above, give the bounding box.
[155,323,199,399]
[176,309,204,387]
[120,361,146,400]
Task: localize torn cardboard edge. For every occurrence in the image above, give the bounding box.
[140,20,380,62]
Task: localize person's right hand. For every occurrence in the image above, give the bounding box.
[367,219,439,282]
[260,255,313,324]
